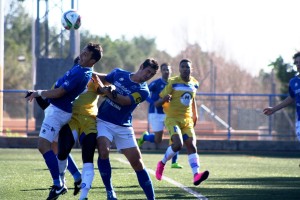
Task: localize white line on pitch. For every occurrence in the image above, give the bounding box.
[115,157,208,200]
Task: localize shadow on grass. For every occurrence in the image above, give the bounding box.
[203,177,300,200]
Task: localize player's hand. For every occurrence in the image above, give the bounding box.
[263,107,274,116]
[25,90,39,102]
[25,91,33,98]
[163,94,172,103]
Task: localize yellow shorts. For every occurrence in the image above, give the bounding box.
[165,117,196,141]
[68,113,97,136]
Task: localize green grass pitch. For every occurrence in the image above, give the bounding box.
[0,148,299,200]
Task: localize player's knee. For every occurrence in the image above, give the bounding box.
[98,147,109,159]
[172,143,183,152]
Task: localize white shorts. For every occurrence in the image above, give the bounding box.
[39,104,72,143]
[295,121,300,141]
[96,118,137,151]
[148,113,165,132]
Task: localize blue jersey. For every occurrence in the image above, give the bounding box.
[49,64,93,113]
[97,68,150,127]
[147,78,167,114]
[289,76,300,121]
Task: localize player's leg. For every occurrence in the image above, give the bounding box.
[57,124,76,188]
[122,147,155,200]
[296,121,300,167]
[96,119,117,200]
[38,105,71,199]
[138,113,163,147]
[79,133,97,200]
[156,118,183,180]
[171,151,183,169]
[183,122,209,186]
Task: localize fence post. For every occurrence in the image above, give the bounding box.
[26,99,29,134]
[227,94,231,140]
[268,95,272,136]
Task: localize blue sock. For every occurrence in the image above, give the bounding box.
[172,151,179,164]
[67,154,81,182]
[43,150,60,186]
[98,158,113,191]
[136,169,155,200]
[144,133,155,143]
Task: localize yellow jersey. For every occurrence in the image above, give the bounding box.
[160,76,199,119]
[72,80,99,117]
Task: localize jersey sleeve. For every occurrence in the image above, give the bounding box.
[129,88,149,105]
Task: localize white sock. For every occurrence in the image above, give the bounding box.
[162,146,177,164]
[79,163,94,199]
[188,153,200,175]
[57,158,68,185]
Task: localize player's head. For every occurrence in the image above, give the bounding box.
[78,42,103,67]
[160,63,172,80]
[137,58,159,82]
[293,52,300,70]
[179,59,192,81]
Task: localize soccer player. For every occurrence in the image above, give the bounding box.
[155,59,209,186]
[26,42,103,200]
[57,73,107,200]
[137,63,183,169]
[27,56,82,197]
[263,52,300,143]
[93,58,159,200]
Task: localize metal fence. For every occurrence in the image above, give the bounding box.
[197,93,295,141]
[0,90,296,141]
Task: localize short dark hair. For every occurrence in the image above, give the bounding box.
[87,42,103,63]
[293,52,300,60]
[142,58,159,70]
[73,56,80,65]
[160,63,170,70]
[179,59,192,66]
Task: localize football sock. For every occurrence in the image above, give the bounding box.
[172,151,179,164]
[57,158,68,184]
[144,133,155,143]
[43,150,61,186]
[80,163,94,199]
[67,154,81,182]
[188,153,200,175]
[162,146,177,164]
[98,158,113,191]
[136,168,155,200]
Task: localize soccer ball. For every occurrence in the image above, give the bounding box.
[61,10,81,30]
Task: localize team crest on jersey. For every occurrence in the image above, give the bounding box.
[119,77,124,81]
[295,82,298,87]
[180,92,192,106]
[66,71,70,76]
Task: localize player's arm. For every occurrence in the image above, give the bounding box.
[154,94,172,107]
[263,96,294,116]
[26,87,67,102]
[93,71,110,86]
[192,98,198,127]
[92,73,132,106]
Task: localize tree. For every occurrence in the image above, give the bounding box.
[268,56,296,95]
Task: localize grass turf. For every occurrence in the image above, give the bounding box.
[0,148,299,200]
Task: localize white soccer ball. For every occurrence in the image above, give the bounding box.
[61,10,81,30]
